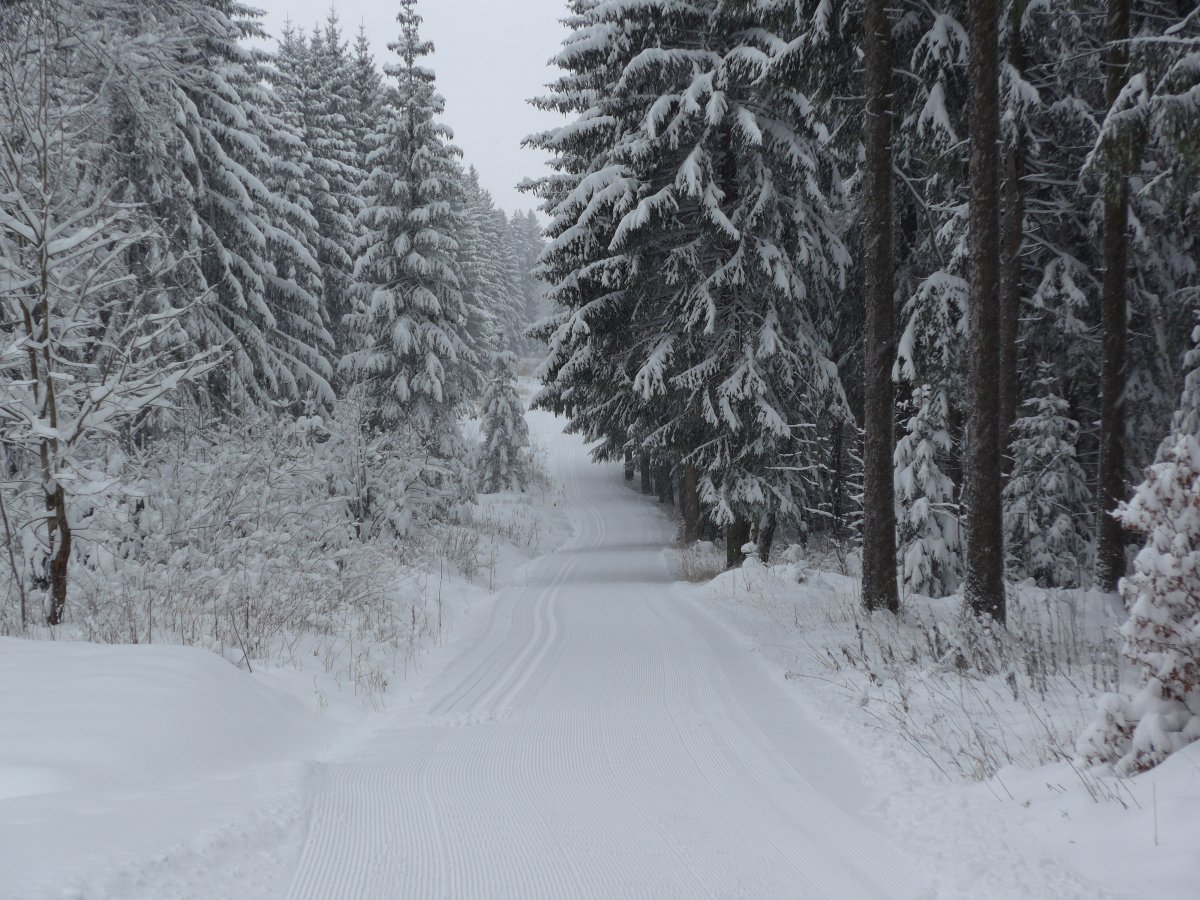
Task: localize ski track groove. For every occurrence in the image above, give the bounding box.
[284,432,932,899]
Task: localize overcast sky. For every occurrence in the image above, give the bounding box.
[251,0,568,216]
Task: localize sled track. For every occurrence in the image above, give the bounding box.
[285,437,930,899]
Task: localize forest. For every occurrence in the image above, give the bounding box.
[527,0,1200,775]
[1,0,545,650]
[1,1,1199,884]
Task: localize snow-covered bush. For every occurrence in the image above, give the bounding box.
[1003,367,1092,588]
[476,355,531,493]
[1078,328,1200,774]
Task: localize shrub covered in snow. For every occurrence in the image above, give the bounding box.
[1078,328,1200,773]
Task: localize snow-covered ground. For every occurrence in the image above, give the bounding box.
[2,411,1196,898]
[671,556,1200,899]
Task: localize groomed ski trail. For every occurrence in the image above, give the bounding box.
[286,426,930,899]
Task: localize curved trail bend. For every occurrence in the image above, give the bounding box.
[287,423,929,899]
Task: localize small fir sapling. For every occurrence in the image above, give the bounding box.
[1002,365,1093,588]
[894,385,962,598]
[477,355,531,493]
[1078,326,1200,774]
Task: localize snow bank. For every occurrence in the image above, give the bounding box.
[0,638,336,898]
[0,639,327,799]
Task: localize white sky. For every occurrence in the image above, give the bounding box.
[251,0,568,216]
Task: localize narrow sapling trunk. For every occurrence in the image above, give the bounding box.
[1096,0,1131,592]
[860,0,900,613]
[964,0,1007,622]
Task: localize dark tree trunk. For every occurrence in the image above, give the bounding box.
[624,448,635,481]
[964,0,1006,622]
[681,463,701,543]
[998,0,1027,473]
[758,513,778,565]
[1096,0,1130,593]
[860,0,900,614]
[726,517,751,569]
[640,451,652,495]
[658,462,674,505]
[45,485,70,626]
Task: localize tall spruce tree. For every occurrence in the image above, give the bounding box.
[108,0,335,406]
[346,0,476,459]
[529,0,849,564]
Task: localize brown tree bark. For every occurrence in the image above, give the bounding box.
[964,0,1007,622]
[1096,0,1131,592]
[860,0,900,613]
[45,485,71,626]
[998,0,1027,472]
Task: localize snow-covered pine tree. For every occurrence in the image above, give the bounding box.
[348,24,383,189]
[891,2,971,592]
[0,0,215,625]
[525,0,692,507]
[894,386,962,598]
[1002,366,1092,588]
[256,27,336,402]
[507,210,547,355]
[1078,325,1200,773]
[456,171,501,363]
[477,355,532,493]
[485,205,526,354]
[346,0,476,504]
[302,13,364,358]
[106,0,334,407]
[529,0,850,562]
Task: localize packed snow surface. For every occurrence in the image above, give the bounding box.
[285,431,924,899]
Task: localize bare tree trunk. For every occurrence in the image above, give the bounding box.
[681,463,700,543]
[624,448,635,481]
[639,451,652,495]
[1096,0,1131,593]
[964,0,1006,622]
[861,0,900,613]
[726,517,751,569]
[46,485,70,626]
[998,0,1027,472]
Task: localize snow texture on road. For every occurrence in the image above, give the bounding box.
[284,433,929,899]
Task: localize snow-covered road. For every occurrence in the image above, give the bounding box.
[284,430,929,899]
